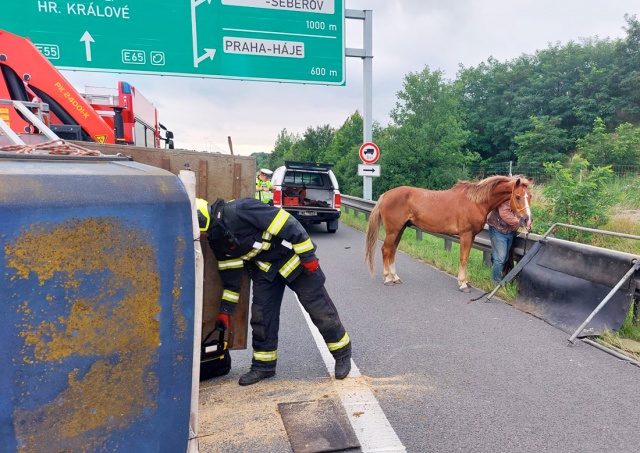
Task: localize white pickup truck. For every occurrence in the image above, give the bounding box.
[270,161,341,233]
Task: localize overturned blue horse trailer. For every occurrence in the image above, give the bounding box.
[0,152,195,452]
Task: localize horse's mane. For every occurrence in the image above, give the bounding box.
[456,175,531,204]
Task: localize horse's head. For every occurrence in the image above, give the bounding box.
[510,178,533,230]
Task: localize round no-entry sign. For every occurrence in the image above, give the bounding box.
[359,142,380,164]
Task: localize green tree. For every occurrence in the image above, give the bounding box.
[265,15,640,191]
[572,64,615,134]
[609,122,640,165]
[457,27,628,164]
[376,66,475,196]
[612,14,640,124]
[269,128,298,168]
[538,155,614,240]
[326,112,365,196]
[251,152,272,173]
[457,57,529,163]
[577,117,640,165]
[514,115,572,166]
[575,117,608,165]
[295,124,335,163]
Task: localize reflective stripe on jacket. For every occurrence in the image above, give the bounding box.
[207,198,316,315]
[255,178,273,203]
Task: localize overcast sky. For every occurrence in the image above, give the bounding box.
[60,1,637,157]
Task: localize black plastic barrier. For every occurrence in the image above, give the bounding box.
[509,238,637,337]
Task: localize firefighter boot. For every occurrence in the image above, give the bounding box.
[334,352,352,380]
[239,369,276,386]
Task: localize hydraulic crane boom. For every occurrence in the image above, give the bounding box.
[0,29,115,144]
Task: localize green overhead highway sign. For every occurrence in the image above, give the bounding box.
[0,0,345,85]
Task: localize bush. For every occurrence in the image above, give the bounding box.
[537,156,615,241]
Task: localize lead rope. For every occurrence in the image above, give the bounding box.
[467,287,492,303]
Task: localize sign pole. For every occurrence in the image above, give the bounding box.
[358,142,380,194]
[362,10,373,201]
[346,9,373,200]
[362,10,373,200]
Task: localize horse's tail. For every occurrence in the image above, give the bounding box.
[365,193,384,277]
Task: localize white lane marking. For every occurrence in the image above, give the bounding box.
[298,300,406,452]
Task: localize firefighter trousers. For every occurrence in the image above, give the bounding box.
[247,264,351,371]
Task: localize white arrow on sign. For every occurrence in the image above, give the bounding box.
[192,0,215,67]
[196,48,217,66]
[358,164,381,177]
[80,31,95,62]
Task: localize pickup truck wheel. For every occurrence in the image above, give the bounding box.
[326,220,338,233]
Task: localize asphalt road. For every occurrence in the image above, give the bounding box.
[198,222,639,453]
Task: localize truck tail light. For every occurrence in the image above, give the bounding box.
[273,189,282,206]
[334,193,341,208]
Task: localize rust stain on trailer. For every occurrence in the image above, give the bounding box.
[5,218,161,452]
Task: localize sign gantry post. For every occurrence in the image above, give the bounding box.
[346,9,373,200]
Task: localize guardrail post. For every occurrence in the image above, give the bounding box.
[416,229,422,241]
[444,238,452,251]
[483,251,492,267]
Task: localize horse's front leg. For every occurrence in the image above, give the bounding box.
[458,233,473,292]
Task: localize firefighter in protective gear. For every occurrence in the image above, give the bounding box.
[197,197,352,386]
[255,168,274,204]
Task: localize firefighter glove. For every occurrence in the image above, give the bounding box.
[301,258,319,274]
[216,313,229,330]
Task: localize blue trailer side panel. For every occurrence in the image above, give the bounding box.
[0,156,195,453]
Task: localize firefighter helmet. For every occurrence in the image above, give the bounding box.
[196,198,210,232]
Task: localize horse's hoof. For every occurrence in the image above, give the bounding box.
[459,286,471,293]
[393,279,403,284]
[384,281,395,286]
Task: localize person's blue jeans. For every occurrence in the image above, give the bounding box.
[489,226,515,283]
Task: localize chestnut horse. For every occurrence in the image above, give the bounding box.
[365,175,533,292]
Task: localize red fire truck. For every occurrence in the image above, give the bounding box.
[0,29,174,149]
